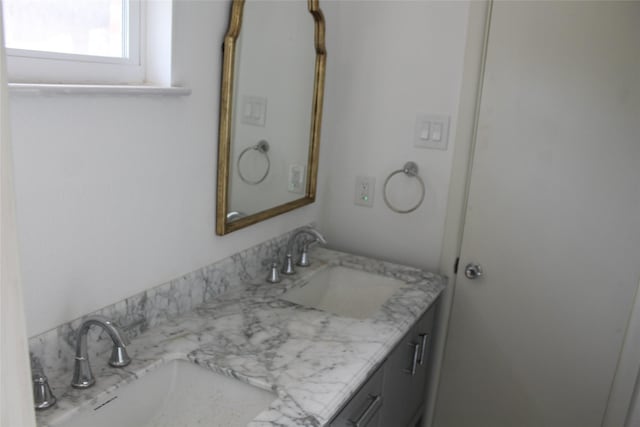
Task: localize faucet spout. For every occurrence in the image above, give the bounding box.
[285,227,327,256]
[282,227,327,274]
[71,315,131,388]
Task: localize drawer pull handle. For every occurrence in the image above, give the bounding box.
[418,333,430,366]
[349,394,382,427]
[405,342,420,376]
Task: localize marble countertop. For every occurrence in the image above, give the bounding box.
[37,248,445,427]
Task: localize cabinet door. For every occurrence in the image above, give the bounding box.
[379,327,420,427]
[408,303,437,426]
[379,303,438,427]
[330,365,384,427]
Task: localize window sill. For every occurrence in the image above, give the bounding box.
[8,83,192,96]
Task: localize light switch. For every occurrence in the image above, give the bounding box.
[414,114,450,150]
[243,102,252,118]
[431,122,443,142]
[419,123,430,140]
[252,103,263,120]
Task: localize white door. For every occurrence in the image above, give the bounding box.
[434,2,640,427]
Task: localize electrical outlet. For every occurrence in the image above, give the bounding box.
[354,176,375,207]
[288,164,305,194]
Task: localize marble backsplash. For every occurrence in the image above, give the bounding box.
[29,225,311,383]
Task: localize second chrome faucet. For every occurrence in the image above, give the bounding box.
[281,227,327,275]
[267,228,327,283]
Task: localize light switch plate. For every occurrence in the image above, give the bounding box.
[241,96,267,127]
[414,114,450,150]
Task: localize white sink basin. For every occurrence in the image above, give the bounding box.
[281,266,405,319]
[53,359,276,427]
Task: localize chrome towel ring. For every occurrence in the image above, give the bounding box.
[383,161,425,214]
[237,140,270,185]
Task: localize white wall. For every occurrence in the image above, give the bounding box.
[10,0,321,337]
[318,1,470,271]
[10,0,472,336]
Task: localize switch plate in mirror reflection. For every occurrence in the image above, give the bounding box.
[216,0,327,235]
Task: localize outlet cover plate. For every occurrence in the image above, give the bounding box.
[354,176,375,207]
[288,164,306,194]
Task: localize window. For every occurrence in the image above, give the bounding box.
[3,0,145,84]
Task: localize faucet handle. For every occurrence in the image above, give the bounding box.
[105,320,131,367]
[266,262,281,283]
[33,372,57,410]
[109,344,131,367]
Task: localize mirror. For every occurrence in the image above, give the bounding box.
[216,0,326,235]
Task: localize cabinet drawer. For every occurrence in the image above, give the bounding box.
[330,365,384,427]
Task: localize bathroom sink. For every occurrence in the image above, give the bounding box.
[281,266,405,319]
[52,359,276,427]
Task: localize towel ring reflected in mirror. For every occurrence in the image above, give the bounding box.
[383,161,425,214]
[237,140,271,185]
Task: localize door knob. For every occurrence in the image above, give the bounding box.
[464,263,483,280]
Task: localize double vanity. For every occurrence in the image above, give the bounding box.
[33,230,444,427]
[18,0,443,424]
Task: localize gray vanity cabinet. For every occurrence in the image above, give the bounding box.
[329,300,439,427]
[379,302,438,427]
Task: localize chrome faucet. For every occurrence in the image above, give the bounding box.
[71,315,131,388]
[281,227,327,275]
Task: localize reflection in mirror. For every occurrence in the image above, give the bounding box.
[216,0,326,235]
[229,1,315,215]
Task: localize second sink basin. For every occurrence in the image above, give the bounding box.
[53,359,276,427]
[281,266,405,319]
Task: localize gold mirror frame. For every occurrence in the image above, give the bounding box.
[216,0,326,235]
